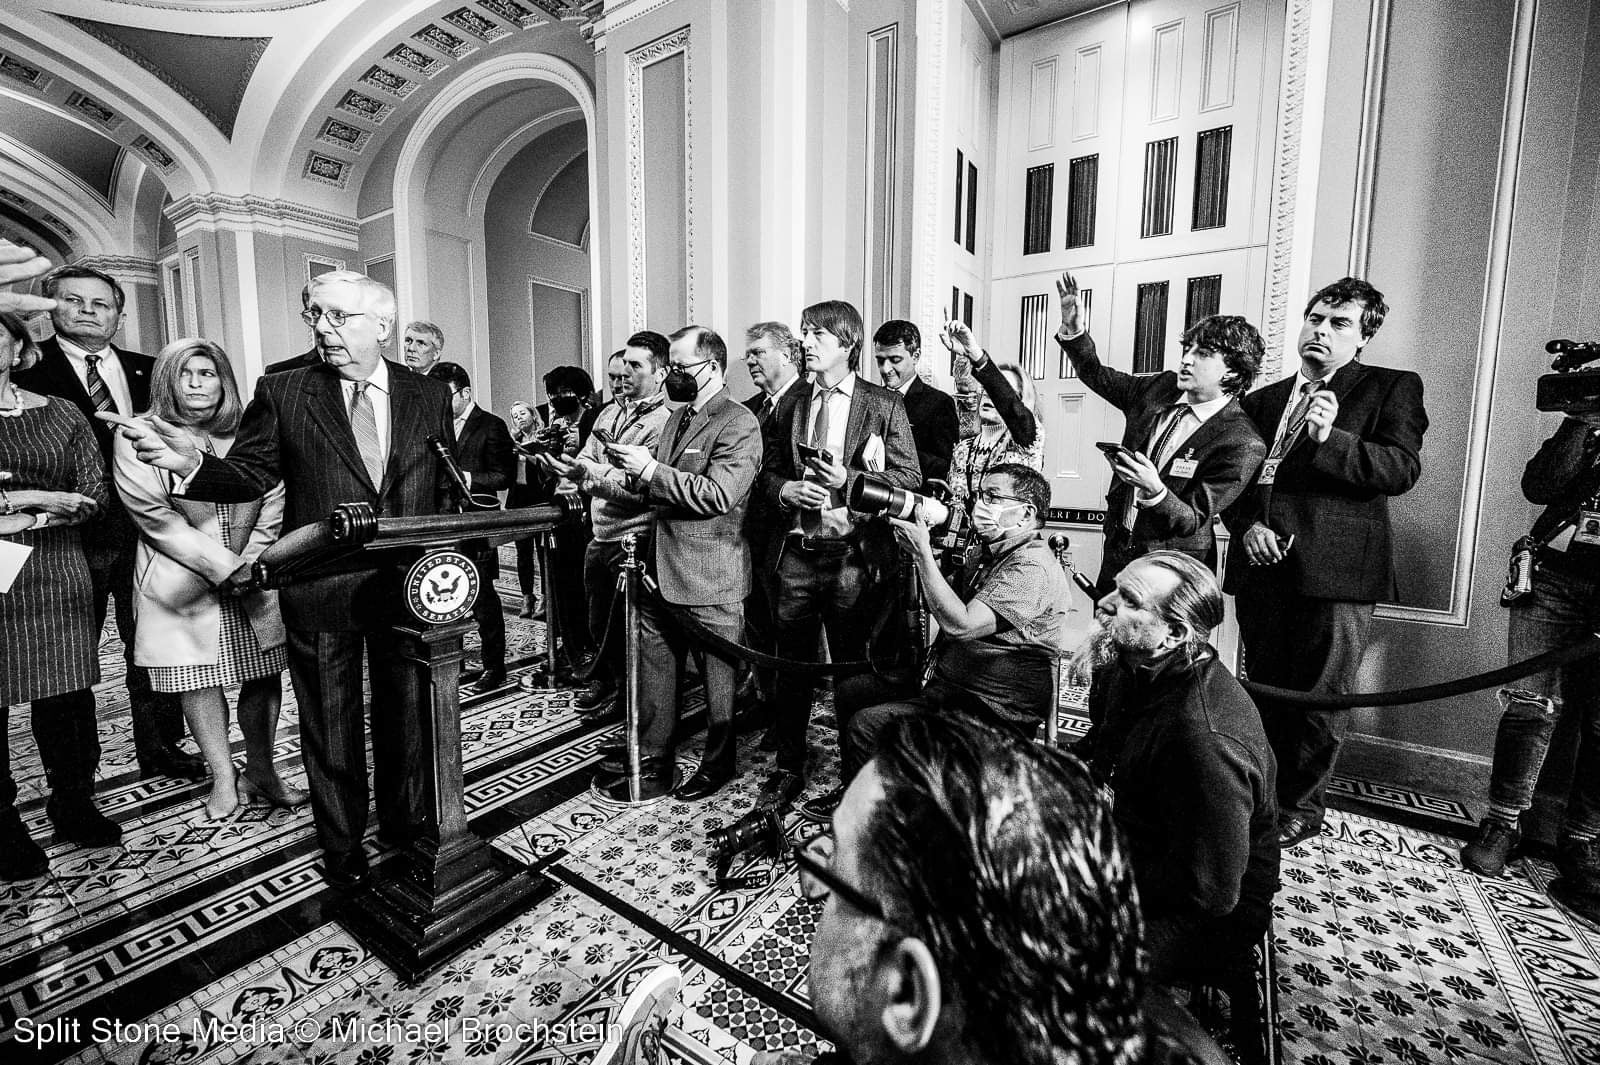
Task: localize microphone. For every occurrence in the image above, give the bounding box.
[426,435,473,503]
[1047,532,1101,599]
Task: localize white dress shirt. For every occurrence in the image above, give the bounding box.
[1135,392,1232,509]
[798,372,856,538]
[1272,365,1342,451]
[57,336,134,416]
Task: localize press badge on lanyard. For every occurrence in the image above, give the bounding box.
[1168,453,1198,479]
[1258,458,1281,485]
[1575,508,1600,546]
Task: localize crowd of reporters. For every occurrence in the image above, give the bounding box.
[10,228,1600,1065]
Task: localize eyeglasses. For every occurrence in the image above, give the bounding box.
[300,308,367,327]
[673,358,713,372]
[792,836,888,924]
[975,489,1027,505]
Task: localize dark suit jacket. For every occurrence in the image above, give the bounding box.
[17,336,154,461]
[265,348,320,375]
[901,377,959,487]
[16,336,155,555]
[1222,360,1428,602]
[1063,333,1265,572]
[181,361,457,630]
[454,406,516,503]
[645,389,763,606]
[760,374,921,574]
[742,381,807,547]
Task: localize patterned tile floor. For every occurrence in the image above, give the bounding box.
[4,559,1599,1065]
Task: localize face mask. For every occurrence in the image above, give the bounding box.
[664,361,708,403]
[971,500,1024,540]
[551,394,581,417]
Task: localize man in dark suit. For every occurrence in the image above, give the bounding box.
[760,300,921,807]
[593,326,763,801]
[873,320,958,488]
[1223,277,1428,847]
[740,322,808,718]
[429,362,516,694]
[1054,272,1267,590]
[105,271,456,887]
[15,265,199,780]
[265,281,319,375]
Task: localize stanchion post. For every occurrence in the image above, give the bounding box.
[621,533,644,803]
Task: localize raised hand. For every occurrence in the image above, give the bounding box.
[1056,272,1083,337]
[98,412,203,474]
[0,239,55,315]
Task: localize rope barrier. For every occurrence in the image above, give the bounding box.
[1240,636,1600,708]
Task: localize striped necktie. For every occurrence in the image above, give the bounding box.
[1117,405,1192,533]
[83,354,118,415]
[671,406,695,452]
[349,381,384,487]
[1272,380,1321,458]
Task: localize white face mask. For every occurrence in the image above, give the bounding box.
[971,499,1026,539]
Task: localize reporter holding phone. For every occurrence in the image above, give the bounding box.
[1055,272,1267,594]
[1221,278,1428,848]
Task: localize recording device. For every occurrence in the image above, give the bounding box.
[513,425,571,457]
[707,805,787,889]
[848,475,975,558]
[1048,533,1100,600]
[592,427,616,446]
[1537,339,1600,415]
[427,435,472,499]
[797,443,835,465]
[1095,441,1133,460]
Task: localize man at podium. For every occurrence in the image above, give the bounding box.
[102,270,458,890]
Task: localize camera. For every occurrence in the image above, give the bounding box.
[849,475,975,558]
[1536,340,1600,415]
[516,425,571,457]
[707,806,786,889]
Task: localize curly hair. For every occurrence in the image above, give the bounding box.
[1182,315,1264,396]
[861,716,1146,1065]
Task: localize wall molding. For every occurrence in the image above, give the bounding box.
[910,0,953,333]
[164,193,359,247]
[625,25,693,331]
[528,147,589,242]
[527,272,591,378]
[74,254,159,284]
[1346,0,1390,276]
[1260,0,1320,377]
[1373,0,1537,628]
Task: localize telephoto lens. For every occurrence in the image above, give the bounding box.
[848,475,951,529]
[707,806,786,889]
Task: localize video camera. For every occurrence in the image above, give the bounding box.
[1536,340,1600,415]
[848,475,976,559]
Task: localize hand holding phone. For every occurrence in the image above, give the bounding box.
[1095,441,1133,460]
[593,427,616,446]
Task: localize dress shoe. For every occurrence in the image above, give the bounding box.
[1556,834,1600,882]
[674,768,735,802]
[465,668,508,695]
[579,699,624,727]
[1276,817,1322,849]
[0,806,47,881]
[577,679,618,711]
[322,849,371,889]
[758,770,806,811]
[47,794,122,847]
[596,757,675,801]
[759,728,779,752]
[140,742,209,781]
[798,786,845,824]
[1549,875,1600,927]
[1461,817,1520,877]
[519,595,540,619]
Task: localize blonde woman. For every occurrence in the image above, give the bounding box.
[113,339,304,819]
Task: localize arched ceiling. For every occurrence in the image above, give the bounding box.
[0,0,600,247]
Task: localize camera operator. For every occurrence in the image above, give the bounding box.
[527,363,600,678]
[1461,413,1600,921]
[545,333,671,724]
[798,463,1071,823]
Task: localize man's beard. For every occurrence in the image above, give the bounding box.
[1065,619,1117,687]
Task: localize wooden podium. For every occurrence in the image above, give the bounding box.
[253,499,580,979]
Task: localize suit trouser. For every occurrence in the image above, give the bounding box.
[772,541,884,777]
[89,536,184,763]
[285,628,422,857]
[1,691,100,808]
[1236,587,1374,826]
[636,595,741,773]
[470,559,506,673]
[740,539,779,703]
[550,525,593,663]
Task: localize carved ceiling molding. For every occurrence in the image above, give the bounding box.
[165,192,360,247]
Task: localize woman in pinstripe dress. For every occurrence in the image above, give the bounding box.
[0,311,121,881]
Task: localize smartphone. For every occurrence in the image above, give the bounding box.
[1095,441,1133,459]
[592,427,616,446]
[798,443,835,465]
